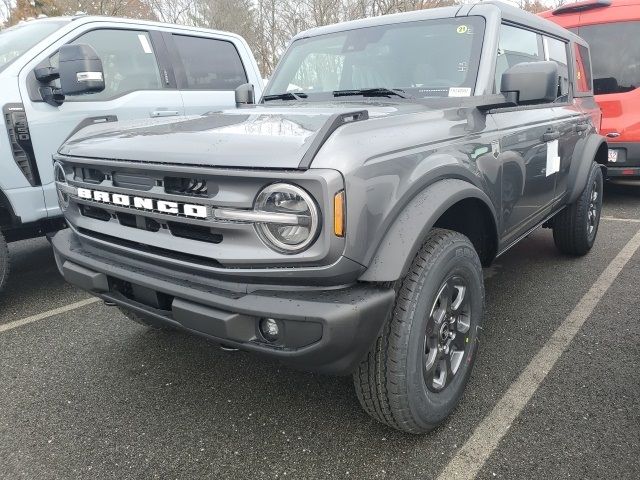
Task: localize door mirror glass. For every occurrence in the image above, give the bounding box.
[58,44,105,96]
[235,83,255,107]
[500,61,559,105]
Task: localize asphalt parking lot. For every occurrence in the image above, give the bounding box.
[0,183,638,480]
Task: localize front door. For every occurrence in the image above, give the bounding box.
[19,27,185,219]
[491,24,559,243]
[492,108,559,243]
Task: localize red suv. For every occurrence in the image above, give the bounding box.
[541,0,640,179]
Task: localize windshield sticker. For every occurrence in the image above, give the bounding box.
[456,25,469,34]
[458,62,468,72]
[448,87,472,97]
[138,34,153,54]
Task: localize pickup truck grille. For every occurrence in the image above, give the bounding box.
[54,155,339,270]
[3,103,41,187]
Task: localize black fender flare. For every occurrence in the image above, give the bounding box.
[567,133,607,204]
[359,179,498,282]
[0,188,20,228]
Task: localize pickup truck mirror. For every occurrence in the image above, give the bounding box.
[500,61,559,105]
[58,44,105,96]
[235,83,255,107]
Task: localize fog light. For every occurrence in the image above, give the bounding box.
[260,318,280,342]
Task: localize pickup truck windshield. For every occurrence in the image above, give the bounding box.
[265,16,485,101]
[0,20,68,73]
[571,22,640,95]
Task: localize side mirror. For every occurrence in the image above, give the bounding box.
[58,44,105,96]
[500,61,559,105]
[235,83,255,107]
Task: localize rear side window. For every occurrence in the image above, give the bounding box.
[172,35,247,90]
[571,22,640,95]
[574,44,593,94]
[51,29,163,101]
[495,25,542,92]
[544,36,569,99]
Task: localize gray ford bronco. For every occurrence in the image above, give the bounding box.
[51,2,607,433]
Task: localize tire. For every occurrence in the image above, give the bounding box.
[353,228,484,434]
[118,306,175,331]
[0,230,8,293]
[552,162,603,256]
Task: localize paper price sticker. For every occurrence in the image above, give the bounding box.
[449,87,472,97]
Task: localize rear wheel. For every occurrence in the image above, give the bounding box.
[553,162,603,256]
[353,229,484,434]
[0,230,8,293]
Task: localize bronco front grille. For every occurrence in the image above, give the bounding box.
[164,176,209,197]
[55,154,338,270]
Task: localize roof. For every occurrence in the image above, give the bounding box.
[10,15,245,43]
[479,0,586,42]
[294,0,585,45]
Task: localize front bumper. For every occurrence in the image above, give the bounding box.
[606,142,640,178]
[52,229,395,375]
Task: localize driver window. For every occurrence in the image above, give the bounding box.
[495,25,542,93]
[51,29,162,101]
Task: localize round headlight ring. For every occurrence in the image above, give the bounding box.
[254,183,320,254]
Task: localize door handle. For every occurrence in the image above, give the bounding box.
[150,110,180,118]
[542,130,561,142]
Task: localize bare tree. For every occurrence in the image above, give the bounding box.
[54,0,156,18]
[147,0,192,23]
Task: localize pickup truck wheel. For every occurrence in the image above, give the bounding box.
[0,230,8,293]
[354,229,484,434]
[553,162,603,256]
[118,307,175,331]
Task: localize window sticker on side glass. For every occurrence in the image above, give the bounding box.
[449,87,471,97]
[546,139,561,177]
[138,34,153,54]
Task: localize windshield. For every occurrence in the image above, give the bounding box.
[264,16,485,101]
[571,21,640,95]
[0,20,68,73]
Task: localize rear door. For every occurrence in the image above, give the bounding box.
[19,26,184,218]
[164,33,251,115]
[543,34,583,202]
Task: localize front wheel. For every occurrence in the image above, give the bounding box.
[353,229,484,434]
[552,162,603,256]
[0,230,8,292]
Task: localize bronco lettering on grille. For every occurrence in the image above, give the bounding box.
[76,187,208,219]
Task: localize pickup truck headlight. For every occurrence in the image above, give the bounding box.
[254,183,320,253]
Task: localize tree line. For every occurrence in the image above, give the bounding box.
[1,0,565,76]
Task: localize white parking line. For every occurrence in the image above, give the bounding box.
[602,216,640,223]
[438,227,640,480]
[0,298,100,334]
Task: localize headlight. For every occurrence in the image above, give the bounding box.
[54,161,70,209]
[254,183,320,253]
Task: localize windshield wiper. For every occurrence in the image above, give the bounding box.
[263,91,308,102]
[332,88,411,99]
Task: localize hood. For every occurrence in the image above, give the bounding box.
[59,104,422,169]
